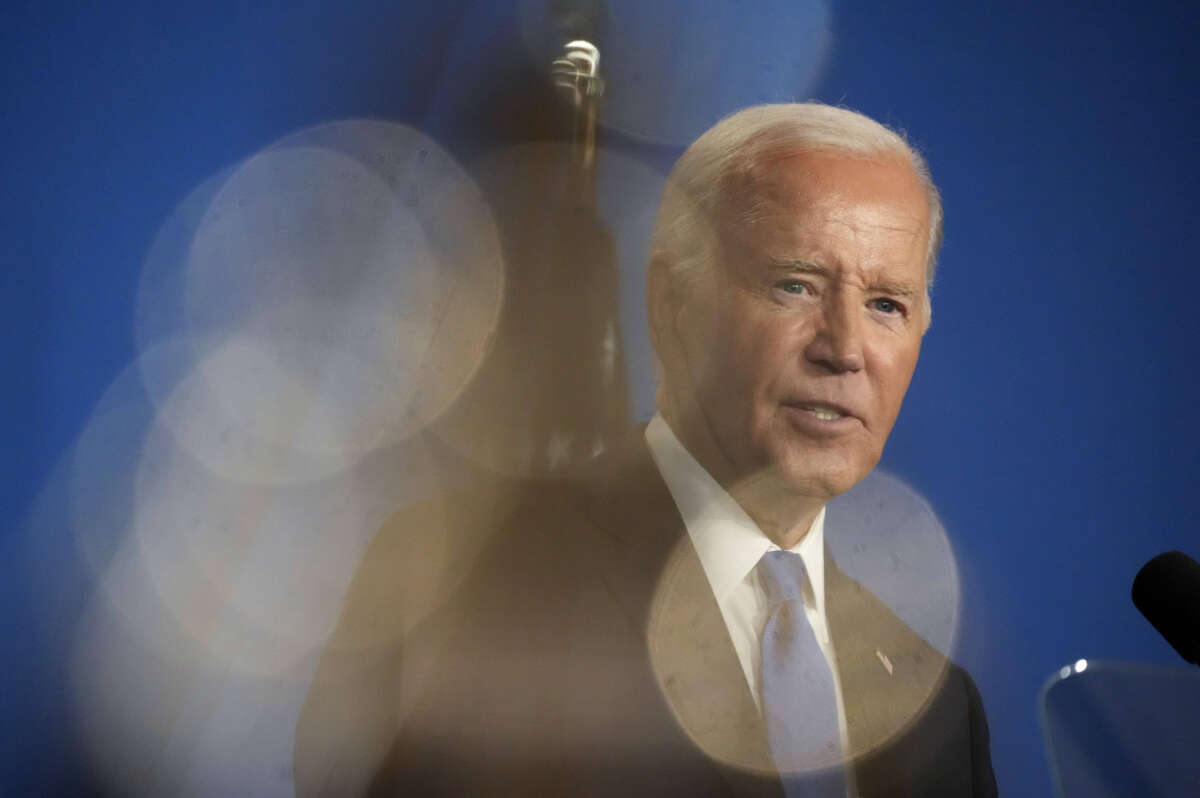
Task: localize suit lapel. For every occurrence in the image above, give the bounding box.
[572,433,951,794]
[825,555,952,766]
[571,433,781,796]
[646,534,777,776]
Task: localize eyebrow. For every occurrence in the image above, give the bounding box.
[766,257,922,299]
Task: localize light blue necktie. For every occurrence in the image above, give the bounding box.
[757,550,847,798]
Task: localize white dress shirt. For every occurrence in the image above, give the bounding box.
[644,414,850,739]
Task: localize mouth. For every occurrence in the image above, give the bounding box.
[784,400,859,424]
[797,404,845,421]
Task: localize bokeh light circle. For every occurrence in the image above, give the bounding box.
[136,121,503,485]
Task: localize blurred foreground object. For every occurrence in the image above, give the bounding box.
[135,121,504,484]
[31,121,501,797]
[297,437,987,797]
[552,39,603,201]
[519,0,831,145]
[431,36,630,475]
[1040,661,1200,797]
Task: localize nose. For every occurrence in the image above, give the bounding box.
[804,293,865,373]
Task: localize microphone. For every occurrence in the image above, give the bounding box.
[1132,551,1200,666]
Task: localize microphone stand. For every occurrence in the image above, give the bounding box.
[552,40,604,209]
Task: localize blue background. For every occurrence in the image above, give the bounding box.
[4,1,1198,795]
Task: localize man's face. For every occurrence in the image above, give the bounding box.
[670,151,930,500]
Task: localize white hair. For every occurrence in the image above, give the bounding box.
[651,103,943,298]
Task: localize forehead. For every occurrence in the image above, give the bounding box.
[718,150,931,283]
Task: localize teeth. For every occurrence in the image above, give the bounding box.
[801,405,844,421]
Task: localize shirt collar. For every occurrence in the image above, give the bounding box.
[644,414,827,609]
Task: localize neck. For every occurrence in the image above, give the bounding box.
[728,474,824,550]
[658,400,826,550]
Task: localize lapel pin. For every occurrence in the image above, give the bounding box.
[875,649,894,675]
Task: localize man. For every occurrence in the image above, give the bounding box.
[296,103,996,797]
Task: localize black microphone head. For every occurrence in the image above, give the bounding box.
[1132,551,1200,666]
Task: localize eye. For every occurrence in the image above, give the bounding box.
[776,279,809,295]
[869,297,905,316]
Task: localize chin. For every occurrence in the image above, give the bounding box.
[780,472,852,500]
[773,450,875,500]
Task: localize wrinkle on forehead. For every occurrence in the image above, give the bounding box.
[714,151,932,311]
[721,150,928,238]
[729,197,928,273]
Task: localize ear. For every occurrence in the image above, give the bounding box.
[647,251,694,419]
[646,252,678,360]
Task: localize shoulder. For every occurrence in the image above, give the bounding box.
[828,566,996,796]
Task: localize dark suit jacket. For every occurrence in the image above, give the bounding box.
[296,434,997,797]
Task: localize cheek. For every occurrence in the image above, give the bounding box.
[873,346,921,422]
[742,314,809,378]
[707,292,809,412]
[691,313,769,431]
[723,320,784,394]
